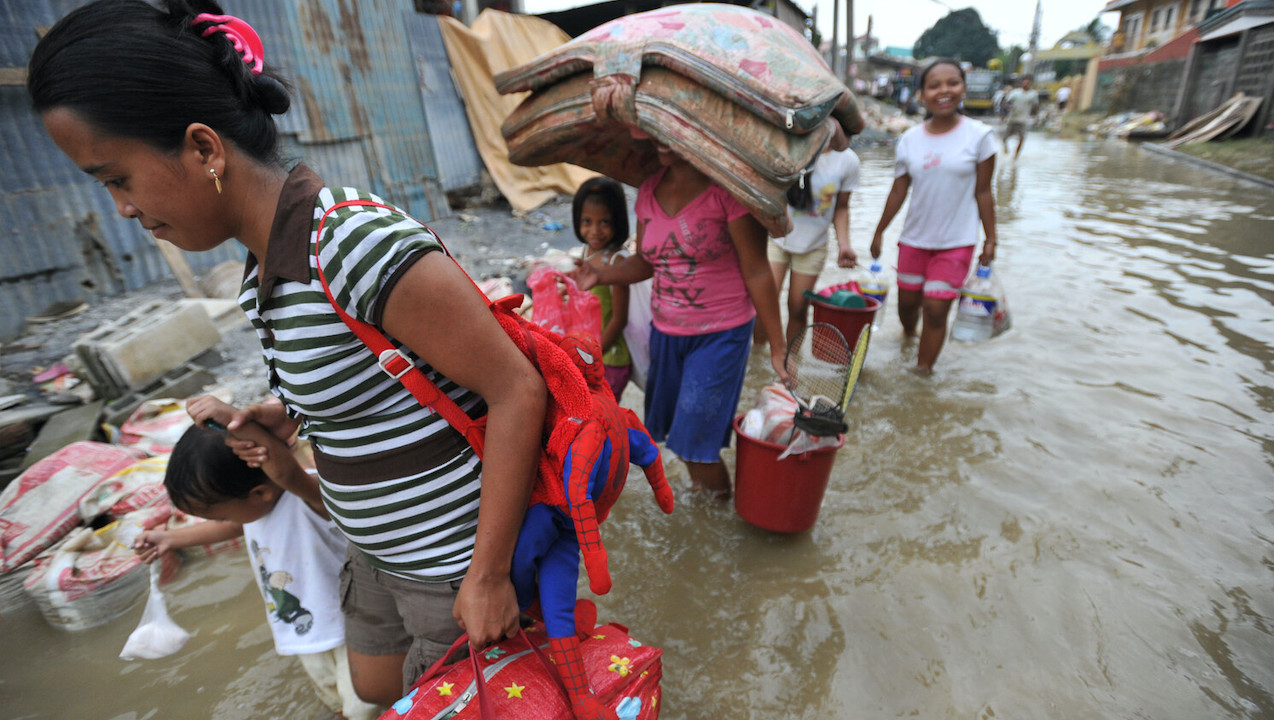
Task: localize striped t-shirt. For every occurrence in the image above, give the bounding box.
[239,164,482,582]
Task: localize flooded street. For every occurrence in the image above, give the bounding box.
[3,133,1273,719]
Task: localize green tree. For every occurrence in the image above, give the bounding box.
[806,19,822,51]
[1083,17,1111,44]
[912,7,1001,68]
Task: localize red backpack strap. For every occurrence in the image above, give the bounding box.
[312,199,486,458]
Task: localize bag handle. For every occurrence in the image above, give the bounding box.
[312,199,488,457]
[418,628,569,719]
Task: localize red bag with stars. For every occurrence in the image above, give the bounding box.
[380,619,662,720]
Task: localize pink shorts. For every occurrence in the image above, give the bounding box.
[896,244,976,300]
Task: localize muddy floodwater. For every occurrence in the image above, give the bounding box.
[2,134,1272,720]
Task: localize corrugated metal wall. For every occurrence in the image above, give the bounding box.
[228,0,453,218]
[0,1,484,342]
[403,11,484,192]
[0,1,244,342]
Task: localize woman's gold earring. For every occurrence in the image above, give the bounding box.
[209,168,222,195]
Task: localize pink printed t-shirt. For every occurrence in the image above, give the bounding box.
[635,168,756,336]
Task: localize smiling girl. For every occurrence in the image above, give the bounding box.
[871,58,998,375]
[572,177,633,400]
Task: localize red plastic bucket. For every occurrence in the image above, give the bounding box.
[810,295,880,353]
[733,416,845,533]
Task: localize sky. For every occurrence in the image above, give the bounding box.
[520,0,1121,53]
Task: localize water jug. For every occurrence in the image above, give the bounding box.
[860,260,890,328]
[951,264,996,343]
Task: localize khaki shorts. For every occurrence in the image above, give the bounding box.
[1005,121,1029,139]
[339,545,465,692]
[767,237,829,276]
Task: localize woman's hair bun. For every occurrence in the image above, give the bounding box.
[253,75,291,115]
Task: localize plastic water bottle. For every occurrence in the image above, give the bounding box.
[951,264,997,343]
[860,260,890,329]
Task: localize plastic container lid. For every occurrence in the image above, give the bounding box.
[975,264,991,278]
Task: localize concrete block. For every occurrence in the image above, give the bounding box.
[187,298,250,335]
[103,362,216,428]
[73,299,221,399]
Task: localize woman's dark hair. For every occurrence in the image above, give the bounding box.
[572,177,629,249]
[165,425,268,513]
[786,170,814,212]
[28,0,291,163]
[918,58,966,90]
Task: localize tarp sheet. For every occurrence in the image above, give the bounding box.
[438,10,596,212]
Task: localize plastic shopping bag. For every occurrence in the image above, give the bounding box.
[623,278,654,391]
[119,563,189,660]
[992,284,1012,338]
[528,266,602,339]
[741,383,840,459]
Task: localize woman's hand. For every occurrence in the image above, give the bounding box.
[225,398,299,468]
[453,571,521,650]
[870,231,884,261]
[227,398,298,442]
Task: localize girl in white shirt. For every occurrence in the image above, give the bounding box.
[871,58,999,375]
[766,142,861,347]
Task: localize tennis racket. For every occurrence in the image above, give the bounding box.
[840,324,872,415]
[783,322,852,437]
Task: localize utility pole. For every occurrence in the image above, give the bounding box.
[846,0,854,84]
[1026,0,1042,75]
[831,0,840,78]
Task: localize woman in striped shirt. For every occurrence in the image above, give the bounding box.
[29,0,545,706]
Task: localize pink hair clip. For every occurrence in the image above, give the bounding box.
[193,13,265,75]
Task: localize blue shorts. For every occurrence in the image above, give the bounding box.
[644,320,753,463]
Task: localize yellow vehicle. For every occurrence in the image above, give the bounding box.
[963,69,1002,114]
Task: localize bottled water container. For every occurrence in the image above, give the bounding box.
[860,260,890,329]
[951,264,996,343]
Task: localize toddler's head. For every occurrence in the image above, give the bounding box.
[165,425,279,524]
[572,177,629,253]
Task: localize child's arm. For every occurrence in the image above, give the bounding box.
[833,191,855,268]
[229,421,329,520]
[871,175,911,259]
[974,156,998,266]
[600,282,628,353]
[134,521,243,564]
[186,394,237,429]
[573,222,654,290]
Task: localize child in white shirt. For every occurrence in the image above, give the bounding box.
[135,396,379,720]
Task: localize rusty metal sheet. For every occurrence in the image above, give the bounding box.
[403,11,483,192]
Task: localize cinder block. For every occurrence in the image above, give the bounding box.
[103,362,216,428]
[73,300,221,399]
[186,298,250,335]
